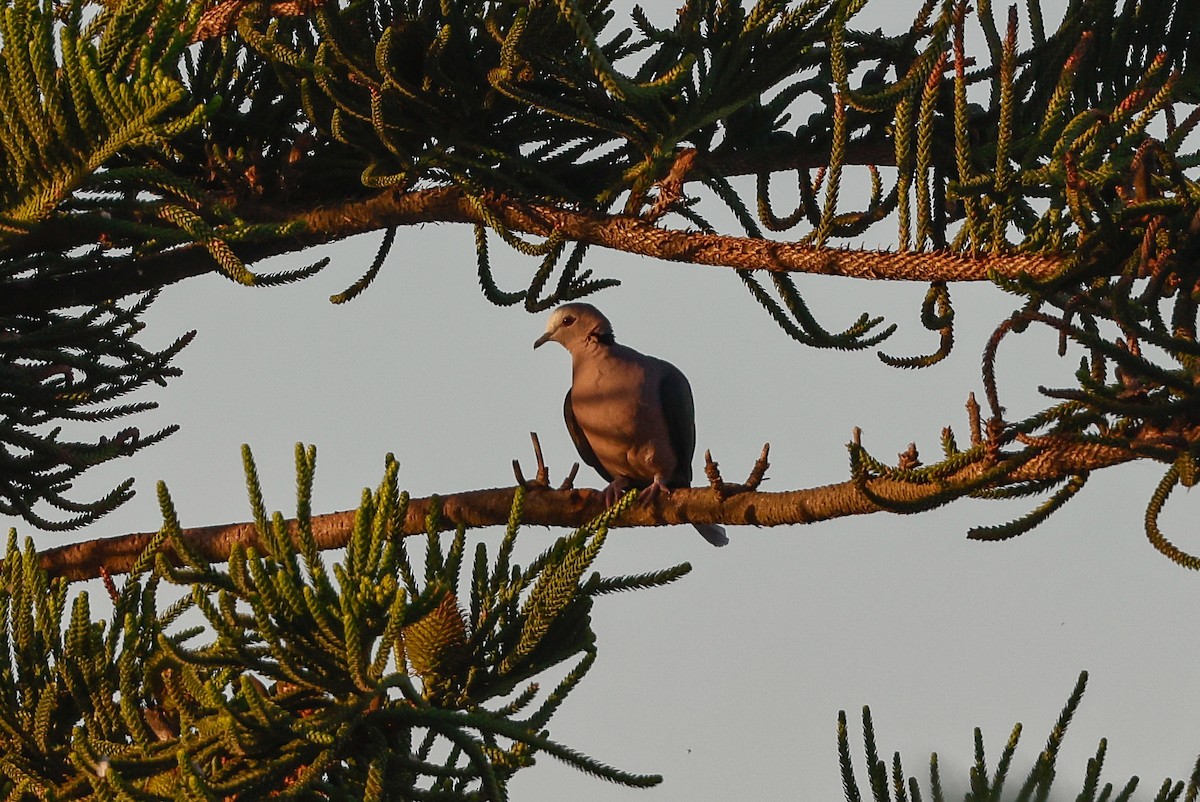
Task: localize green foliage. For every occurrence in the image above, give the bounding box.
[0,294,191,529]
[838,672,1200,802]
[836,0,1200,557]
[732,0,1200,560]
[0,0,222,529]
[0,0,203,235]
[0,0,329,528]
[0,444,690,799]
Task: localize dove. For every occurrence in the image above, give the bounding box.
[534,303,727,546]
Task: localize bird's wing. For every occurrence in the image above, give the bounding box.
[660,364,727,545]
[564,389,613,482]
[659,364,696,486]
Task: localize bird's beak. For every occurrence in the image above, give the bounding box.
[533,331,553,350]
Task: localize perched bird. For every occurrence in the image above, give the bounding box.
[534,303,728,547]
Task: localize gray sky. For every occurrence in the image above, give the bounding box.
[6,1,1199,799]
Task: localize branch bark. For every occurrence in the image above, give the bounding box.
[39,431,1143,583]
[1,184,1063,315]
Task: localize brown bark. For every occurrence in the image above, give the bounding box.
[39,430,1142,584]
[0,185,1063,315]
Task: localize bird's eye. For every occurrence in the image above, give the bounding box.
[562,315,575,326]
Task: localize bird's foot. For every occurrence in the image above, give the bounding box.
[638,477,672,505]
[601,476,632,507]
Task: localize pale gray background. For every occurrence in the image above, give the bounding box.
[5,1,1198,799]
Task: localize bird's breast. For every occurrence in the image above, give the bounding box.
[569,354,673,483]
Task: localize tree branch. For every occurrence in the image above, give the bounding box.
[40,431,1146,583]
[1,184,1063,315]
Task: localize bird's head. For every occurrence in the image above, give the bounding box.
[533,303,614,351]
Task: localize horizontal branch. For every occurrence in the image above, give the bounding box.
[40,431,1141,583]
[2,146,1061,315]
[410,191,1064,282]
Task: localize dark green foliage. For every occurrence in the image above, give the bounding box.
[0,444,690,799]
[0,0,213,529]
[0,295,191,529]
[815,0,1200,564]
[838,672,1200,802]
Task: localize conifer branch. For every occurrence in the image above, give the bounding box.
[0,150,1064,316]
[0,449,684,798]
[41,422,1171,583]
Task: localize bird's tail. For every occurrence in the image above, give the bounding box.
[693,523,728,547]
